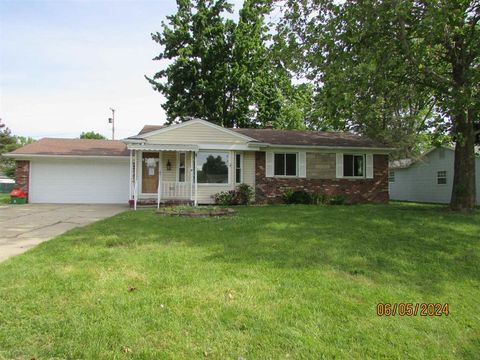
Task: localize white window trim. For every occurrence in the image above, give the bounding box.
[235,153,243,184]
[343,154,366,178]
[273,152,298,177]
[196,150,231,185]
[437,170,447,185]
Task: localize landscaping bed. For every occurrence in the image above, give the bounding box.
[157,205,235,217]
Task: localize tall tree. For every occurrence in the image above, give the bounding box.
[281,0,479,210]
[147,0,312,129]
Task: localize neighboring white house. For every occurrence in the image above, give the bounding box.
[389,146,480,205]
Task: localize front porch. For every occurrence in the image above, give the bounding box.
[128,146,199,209]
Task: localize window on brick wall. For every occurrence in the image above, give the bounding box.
[274,153,297,176]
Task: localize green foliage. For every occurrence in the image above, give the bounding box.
[329,193,346,205]
[213,183,254,205]
[235,183,254,205]
[281,188,345,205]
[80,131,106,140]
[147,0,312,129]
[0,204,479,358]
[0,120,34,178]
[213,189,237,205]
[280,0,479,209]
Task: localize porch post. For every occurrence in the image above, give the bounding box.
[190,151,194,202]
[134,150,139,211]
[157,152,162,209]
[129,150,133,200]
[194,151,198,206]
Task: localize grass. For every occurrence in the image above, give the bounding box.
[0,193,9,204]
[0,203,478,359]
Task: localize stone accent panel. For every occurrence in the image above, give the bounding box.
[15,160,30,200]
[255,152,388,204]
[306,153,336,179]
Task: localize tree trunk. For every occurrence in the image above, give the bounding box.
[450,109,476,211]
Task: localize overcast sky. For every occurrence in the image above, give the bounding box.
[0,0,242,140]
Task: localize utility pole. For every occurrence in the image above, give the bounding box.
[108,108,115,140]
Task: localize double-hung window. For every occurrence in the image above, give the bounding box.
[274,153,297,176]
[178,152,186,182]
[343,154,365,177]
[235,153,242,183]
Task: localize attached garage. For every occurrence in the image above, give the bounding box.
[29,158,129,204]
[6,138,131,204]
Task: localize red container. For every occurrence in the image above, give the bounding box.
[10,188,27,198]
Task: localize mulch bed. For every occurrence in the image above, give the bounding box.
[156,206,235,218]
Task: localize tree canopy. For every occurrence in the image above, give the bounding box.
[80,131,107,140]
[147,0,312,128]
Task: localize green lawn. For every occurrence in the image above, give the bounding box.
[0,193,9,204]
[0,204,478,359]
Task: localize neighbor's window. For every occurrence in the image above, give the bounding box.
[235,153,242,183]
[437,171,447,185]
[178,152,186,182]
[274,153,297,176]
[197,151,229,184]
[343,154,364,177]
[388,170,395,183]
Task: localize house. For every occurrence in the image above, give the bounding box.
[389,146,480,204]
[5,118,393,205]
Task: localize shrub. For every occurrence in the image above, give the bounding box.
[329,194,346,205]
[282,188,346,205]
[281,188,295,204]
[213,184,254,206]
[235,183,254,205]
[311,193,329,205]
[213,190,237,205]
[281,189,312,204]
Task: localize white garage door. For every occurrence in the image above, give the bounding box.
[30,158,129,204]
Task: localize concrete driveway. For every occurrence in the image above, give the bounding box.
[0,204,127,262]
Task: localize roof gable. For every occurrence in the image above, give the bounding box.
[139,119,256,144]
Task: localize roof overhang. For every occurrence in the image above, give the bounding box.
[126,144,199,152]
[256,143,396,153]
[2,154,129,160]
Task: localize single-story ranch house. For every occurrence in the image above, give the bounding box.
[5,119,393,205]
[389,146,480,205]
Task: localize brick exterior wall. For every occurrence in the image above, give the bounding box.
[15,160,30,200]
[255,152,389,204]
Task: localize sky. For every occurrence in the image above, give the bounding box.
[0,0,242,140]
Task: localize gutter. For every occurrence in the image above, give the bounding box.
[2,154,130,160]
[253,143,396,152]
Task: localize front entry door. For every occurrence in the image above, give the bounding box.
[142,152,159,193]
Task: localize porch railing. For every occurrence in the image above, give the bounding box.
[160,181,192,199]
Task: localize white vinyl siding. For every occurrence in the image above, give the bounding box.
[145,122,249,144]
[389,147,480,205]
